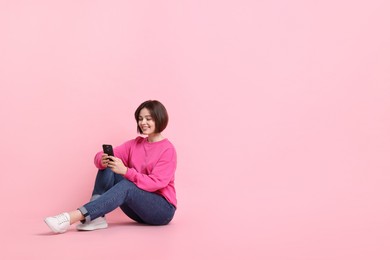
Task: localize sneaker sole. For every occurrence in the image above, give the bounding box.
[76,222,108,231]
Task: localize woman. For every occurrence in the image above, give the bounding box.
[45,100,177,233]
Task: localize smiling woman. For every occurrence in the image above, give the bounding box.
[135,100,169,142]
[44,100,177,233]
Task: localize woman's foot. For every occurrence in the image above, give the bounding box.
[76,216,108,231]
[44,213,71,233]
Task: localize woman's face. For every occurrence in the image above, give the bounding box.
[138,108,156,135]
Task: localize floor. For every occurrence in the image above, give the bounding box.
[3,201,389,260]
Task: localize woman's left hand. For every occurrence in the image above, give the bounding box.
[107,156,127,175]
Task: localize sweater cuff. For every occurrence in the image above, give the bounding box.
[94,152,106,169]
[124,168,136,181]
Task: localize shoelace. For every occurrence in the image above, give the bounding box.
[54,213,69,224]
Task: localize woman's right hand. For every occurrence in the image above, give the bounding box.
[101,153,110,167]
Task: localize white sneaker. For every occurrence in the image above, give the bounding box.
[44,213,71,233]
[76,216,108,231]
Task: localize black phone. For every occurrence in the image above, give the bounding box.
[102,144,114,161]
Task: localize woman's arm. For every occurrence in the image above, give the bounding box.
[94,139,134,169]
[124,148,176,192]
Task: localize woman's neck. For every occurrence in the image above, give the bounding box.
[147,133,164,143]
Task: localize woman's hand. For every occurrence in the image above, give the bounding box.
[107,156,128,175]
[101,153,110,168]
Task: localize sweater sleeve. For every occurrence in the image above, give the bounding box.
[94,151,105,169]
[124,148,176,192]
[111,141,132,167]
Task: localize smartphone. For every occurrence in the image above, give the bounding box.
[102,144,114,161]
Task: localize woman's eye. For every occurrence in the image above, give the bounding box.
[138,117,152,121]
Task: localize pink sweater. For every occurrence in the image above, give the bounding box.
[94,136,177,207]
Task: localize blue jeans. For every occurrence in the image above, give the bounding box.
[78,168,176,225]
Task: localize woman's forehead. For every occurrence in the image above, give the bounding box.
[139,108,151,116]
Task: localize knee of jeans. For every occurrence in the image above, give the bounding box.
[99,168,114,174]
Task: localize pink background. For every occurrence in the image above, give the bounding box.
[1,0,389,259]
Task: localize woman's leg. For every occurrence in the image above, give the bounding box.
[69,210,85,224]
[44,168,119,233]
[119,204,145,224]
[79,179,175,225]
[45,177,175,233]
[76,168,120,226]
[120,182,176,225]
[90,168,122,198]
[78,179,134,223]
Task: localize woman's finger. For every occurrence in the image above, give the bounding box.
[108,156,119,163]
[108,161,116,167]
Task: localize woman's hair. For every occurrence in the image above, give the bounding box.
[134,100,169,134]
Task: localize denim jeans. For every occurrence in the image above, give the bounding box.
[78,168,176,225]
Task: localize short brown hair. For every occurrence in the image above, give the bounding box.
[134,100,169,134]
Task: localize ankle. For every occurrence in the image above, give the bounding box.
[69,210,85,225]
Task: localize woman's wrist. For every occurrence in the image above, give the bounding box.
[120,167,128,175]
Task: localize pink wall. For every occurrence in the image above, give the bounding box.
[1,0,389,259]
